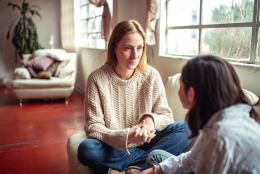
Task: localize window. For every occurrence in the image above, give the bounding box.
[162,0,260,64]
[74,0,105,49]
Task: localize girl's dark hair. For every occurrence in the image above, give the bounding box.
[182,55,259,138]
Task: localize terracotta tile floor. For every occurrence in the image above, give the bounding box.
[0,88,85,173]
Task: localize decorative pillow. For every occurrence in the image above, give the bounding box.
[54,59,70,77]
[21,56,54,77]
[14,67,31,79]
[46,60,60,76]
[33,49,68,61]
[36,71,52,79]
[58,60,75,78]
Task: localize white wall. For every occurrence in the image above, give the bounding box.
[75,0,260,96]
[0,0,60,80]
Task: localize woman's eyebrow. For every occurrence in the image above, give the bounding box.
[123,44,144,47]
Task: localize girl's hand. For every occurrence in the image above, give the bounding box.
[140,166,163,174]
[128,120,156,144]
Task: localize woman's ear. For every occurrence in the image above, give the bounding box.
[187,87,195,103]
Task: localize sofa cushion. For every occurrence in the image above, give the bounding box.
[58,59,75,78]
[165,73,188,122]
[11,77,74,89]
[14,67,31,79]
[33,49,68,61]
[67,134,95,174]
[55,59,70,77]
[242,89,259,105]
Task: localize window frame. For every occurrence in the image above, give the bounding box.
[162,0,260,64]
[74,0,105,49]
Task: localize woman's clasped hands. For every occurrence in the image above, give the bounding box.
[128,116,156,144]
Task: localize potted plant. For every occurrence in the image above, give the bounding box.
[6,0,43,63]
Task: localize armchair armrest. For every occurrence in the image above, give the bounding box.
[14,67,31,79]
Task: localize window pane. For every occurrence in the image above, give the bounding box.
[167,0,200,26]
[81,34,88,47]
[89,4,96,17]
[167,29,199,55]
[96,33,105,49]
[74,0,80,8]
[74,8,81,21]
[202,0,254,24]
[80,0,88,6]
[256,27,260,62]
[88,34,97,48]
[88,18,95,32]
[96,6,103,16]
[95,16,102,32]
[201,27,251,60]
[81,20,87,33]
[81,5,87,19]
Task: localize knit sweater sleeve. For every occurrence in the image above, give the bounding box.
[84,73,130,154]
[138,69,174,131]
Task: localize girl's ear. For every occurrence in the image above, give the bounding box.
[187,87,195,103]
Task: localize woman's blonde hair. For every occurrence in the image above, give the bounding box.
[105,20,148,72]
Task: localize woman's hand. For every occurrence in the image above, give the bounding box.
[140,166,163,174]
[128,116,156,144]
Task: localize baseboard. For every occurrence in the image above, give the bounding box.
[75,85,85,96]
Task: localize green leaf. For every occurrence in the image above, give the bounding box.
[22,3,29,12]
[30,10,42,19]
[30,10,35,16]
[7,30,10,39]
[7,3,21,11]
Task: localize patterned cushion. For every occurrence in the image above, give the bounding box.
[21,56,54,77]
[36,71,52,79]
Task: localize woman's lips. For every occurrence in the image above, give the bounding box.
[128,61,137,65]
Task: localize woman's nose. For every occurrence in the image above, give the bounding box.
[131,49,138,58]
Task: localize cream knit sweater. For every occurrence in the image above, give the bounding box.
[84,64,174,155]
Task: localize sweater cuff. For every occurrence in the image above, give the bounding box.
[109,128,130,155]
[138,113,162,130]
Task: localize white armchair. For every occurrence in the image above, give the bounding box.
[10,49,77,105]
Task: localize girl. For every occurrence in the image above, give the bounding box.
[77,20,193,174]
[141,55,260,174]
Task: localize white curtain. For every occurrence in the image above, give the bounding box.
[60,0,75,52]
[146,0,160,45]
[89,0,113,42]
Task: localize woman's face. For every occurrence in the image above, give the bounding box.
[114,32,144,72]
[178,76,194,110]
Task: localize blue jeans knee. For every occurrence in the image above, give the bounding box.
[77,138,103,167]
[145,149,172,168]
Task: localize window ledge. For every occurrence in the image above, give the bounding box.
[159,53,260,69]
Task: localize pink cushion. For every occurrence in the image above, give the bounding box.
[21,56,54,77]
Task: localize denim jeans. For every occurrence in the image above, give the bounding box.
[77,121,192,174]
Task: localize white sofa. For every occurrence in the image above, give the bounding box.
[9,49,77,104]
[66,73,259,174]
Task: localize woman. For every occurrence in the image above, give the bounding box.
[142,55,260,174]
[77,20,193,174]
